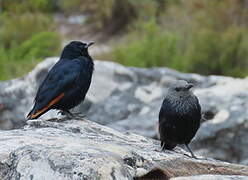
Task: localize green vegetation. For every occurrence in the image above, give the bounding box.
[0,31,61,80]
[1,0,56,13]
[113,0,248,77]
[0,1,61,80]
[114,20,181,68]
[0,13,53,48]
[183,27,248,77]
[0,0,247,80]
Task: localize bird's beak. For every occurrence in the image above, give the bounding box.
[85,41,95,48]
[186,83,194,90]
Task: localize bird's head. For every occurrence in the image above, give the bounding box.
[168,80,194,98]
[61,41,94,59]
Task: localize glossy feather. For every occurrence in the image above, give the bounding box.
[27,41,94,119]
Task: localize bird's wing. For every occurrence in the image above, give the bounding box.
[27,60,81,119]
[158,98,172,123]
[189,96,202,130]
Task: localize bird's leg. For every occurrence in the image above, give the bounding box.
[58,110,86,120]
[159,141,177,153]
[185,144,197,159]
[160,142,166,152]
[58,110,74,119]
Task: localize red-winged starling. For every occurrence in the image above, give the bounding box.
[27,41,94,119]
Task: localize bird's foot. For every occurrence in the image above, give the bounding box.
[191,154,198,159]
[160,147,165,152]
[183,153,208,160]
[57,110,74,119]
[185,144,198,159]
[58,110,86,120]
[153,147,165,152]
[159,146,176,154]
[183,152,198,159]
[57,111,64,116]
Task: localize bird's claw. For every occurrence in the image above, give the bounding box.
[57,111,64,115]
[58,110,86,120]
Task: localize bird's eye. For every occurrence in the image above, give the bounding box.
[175,87,180,91]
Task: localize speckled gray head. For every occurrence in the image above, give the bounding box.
[167,80,194,98]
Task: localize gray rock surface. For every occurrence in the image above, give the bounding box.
[0,118,248,180]
[0,58,58,129]
[0,58,247,165]
[172,175,248,180]
[192,79,248,164]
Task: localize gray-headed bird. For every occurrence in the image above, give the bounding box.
[159,80,201,158]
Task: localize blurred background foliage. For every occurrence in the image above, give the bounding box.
[0,0,60,80]
[0,0,247,80]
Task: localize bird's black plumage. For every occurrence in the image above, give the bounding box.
[27,41,94,119]
[159,80,201,158]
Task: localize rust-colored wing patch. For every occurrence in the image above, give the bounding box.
[28,93,65,119]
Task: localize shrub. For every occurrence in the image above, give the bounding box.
[111,0,248,77]
[113,20,181,68]
[0,11,61,80]
[0,32,61,80]
[1,0,56,13]
[0,12,53,48]
[179,27,248,77]
[112,21,248,77]
[16,31,61,61]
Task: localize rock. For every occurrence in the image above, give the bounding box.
[192,78,248,163]
[0,58,248,165]
[0,118,248,180]
[172,175,248,180]
[0,58,212,129]
[0,58,59,129]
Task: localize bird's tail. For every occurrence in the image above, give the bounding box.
[27,93,65,120]
[27,105,48,120]
[27,106,38,120]
[27,111,34,120]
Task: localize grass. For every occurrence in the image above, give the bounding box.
[112,0,248,77]
[0,32,61,80]
[0,7,61,80]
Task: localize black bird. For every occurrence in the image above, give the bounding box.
[27,41,94,119]
[159,80,201,158]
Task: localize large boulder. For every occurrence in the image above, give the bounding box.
[0,118,248,180]
[0,58,247,165]
[172,175,248,180]
[0,57,214,129]
[192,79,248,165]
[0,58,58,129]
